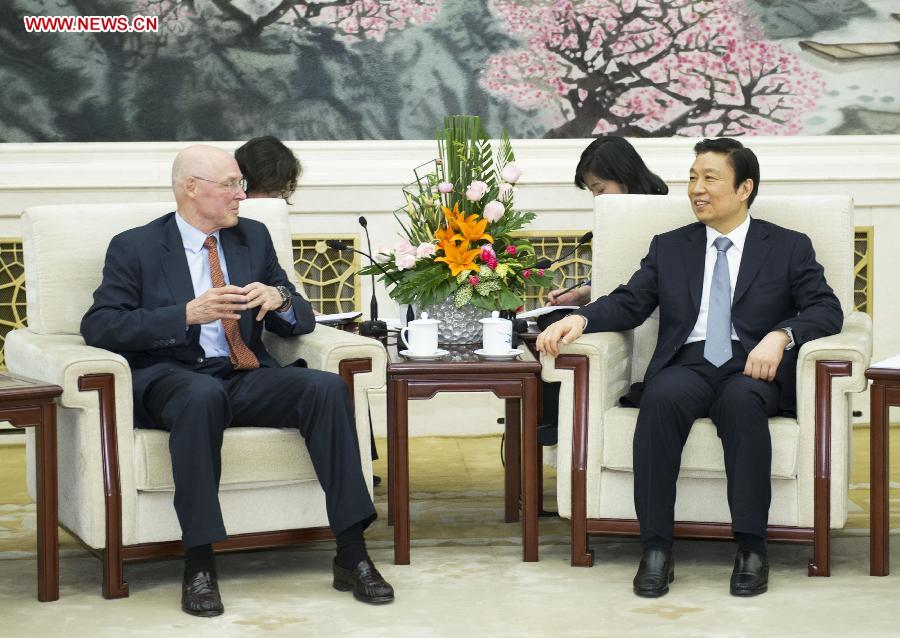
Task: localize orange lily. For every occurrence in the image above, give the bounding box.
[442,203,462,232]
[453,212,493,244]
[435,239,480,276]
[434,225,454,243]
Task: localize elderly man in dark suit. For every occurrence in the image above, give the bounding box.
[537,138,842,598]
[81,145,393,616]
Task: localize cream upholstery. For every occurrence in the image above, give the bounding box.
[5,199,386,549]
[543,194,871,534]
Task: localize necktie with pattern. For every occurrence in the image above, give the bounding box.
[203,235,259,370]
[703,236,734,367]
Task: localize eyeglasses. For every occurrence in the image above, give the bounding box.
[192,176,248,193]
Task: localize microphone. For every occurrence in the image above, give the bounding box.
[358,216,381,329]
[534,231,593,270]
[325,239,414,332]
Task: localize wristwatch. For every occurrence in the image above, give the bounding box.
[275,285,292,312]
[781,327,795,350]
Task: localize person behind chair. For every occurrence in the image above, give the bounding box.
[235,135,383,485]
[234,135,302,203]
[546,136,669,308]
[537,138,842,598]
[538,136,668,446]
[81,145,394,617]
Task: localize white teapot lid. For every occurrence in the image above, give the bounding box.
[480,310,509,324]
[411,311,439,325]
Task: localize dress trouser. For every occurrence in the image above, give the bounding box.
[141,357,377,549]
[633,341,780,547]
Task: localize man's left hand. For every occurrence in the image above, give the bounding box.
[243,282,285,321]
[743,330,790,381]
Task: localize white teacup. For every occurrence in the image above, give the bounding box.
[480,311,512,354]
[400,312,440,354]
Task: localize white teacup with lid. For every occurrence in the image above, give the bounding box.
[480,310,513,354]
[400,312,440,355]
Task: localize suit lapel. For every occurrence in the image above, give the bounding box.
[220,228,253,342]
[733,218,771,306]
[685,223,707,314]
[160,215,197,307]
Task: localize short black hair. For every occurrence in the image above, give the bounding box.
[574,136,668,195]
[693,137,760,208]
[235,136,302,203]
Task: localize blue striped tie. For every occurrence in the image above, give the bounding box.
[704,236,734,367]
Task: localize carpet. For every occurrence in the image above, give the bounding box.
[1,429,897,559]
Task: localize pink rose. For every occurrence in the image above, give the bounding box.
[537,268,545,276]
[487,258,499,270]
[374,245,391,264]
[501,162,523,184]
[465,180,488,201]
[395,252,417,270]
[416,242,436,258]
[394,238,416,257]
[481,244,495,261]
[482,200,505,222]
[505,245,517,255]
[522,269,531,278]
[498,183,514,201]
[437,181,454,194]
[468,275,480,285]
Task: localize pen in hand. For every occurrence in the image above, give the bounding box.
[547,278,591,306]
[558,278,591,296]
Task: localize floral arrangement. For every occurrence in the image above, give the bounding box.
[361,115,552,312]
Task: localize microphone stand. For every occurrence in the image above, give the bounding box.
[534,231,593,271]
[326,240,412,339]
[356,216,387,342]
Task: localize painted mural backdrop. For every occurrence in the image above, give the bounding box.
[1,0,898,141]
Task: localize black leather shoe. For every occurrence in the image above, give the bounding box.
[730,549,769,596]
[633,548,674,598]
[181,571,224,617]
[537,423,558,446]
[333,558,394,604]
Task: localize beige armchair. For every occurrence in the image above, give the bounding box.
[542,194,871,575]
[4,199,386,598]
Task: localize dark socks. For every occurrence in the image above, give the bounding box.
[334,521,369,569]
[641,536,673,554]
[184,543,216,578]
[736,532,767,556]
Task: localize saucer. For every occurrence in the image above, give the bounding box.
[399,348,449,361]
[474,348,522,361]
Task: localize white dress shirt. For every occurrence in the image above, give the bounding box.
[175,213,294,359]
[685,214,751,345]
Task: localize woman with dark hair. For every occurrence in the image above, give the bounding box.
[539,136,668,446]
[546,136,668,307]
[235,135,302,202]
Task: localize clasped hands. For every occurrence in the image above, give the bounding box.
[186,283,285,325]
[536,315,790,382]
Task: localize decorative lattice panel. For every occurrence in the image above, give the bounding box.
[854,227,873,315]
[0,240,26,369]
[512,231,593,310]
[291,236,360,315]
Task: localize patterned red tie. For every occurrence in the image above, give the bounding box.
[203,235,259,370]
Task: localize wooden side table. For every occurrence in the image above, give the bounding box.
[0,372,63,601]
[387,346,542,565]
[866,366,900,576]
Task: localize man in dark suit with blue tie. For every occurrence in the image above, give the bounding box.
[537,138,843,597]
[81,145,393,616]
